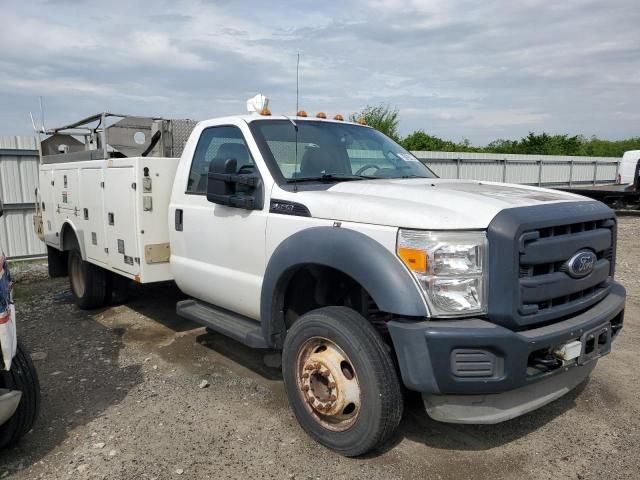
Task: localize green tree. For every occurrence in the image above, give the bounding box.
[350,105,640,157]
[401,130,480,152]
[350,105,400,141]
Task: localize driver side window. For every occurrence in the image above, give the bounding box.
[187,126,255,194]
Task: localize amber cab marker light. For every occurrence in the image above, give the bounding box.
[357,117,367,125]
[260,107,272,116]
[316,112,327,119]
[334,114,344,121]
[297,110,308,117]
[398,247,427,274]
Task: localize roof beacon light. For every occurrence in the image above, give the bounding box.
[334,114,344,121]
[316,112,327,119]
[357,117,367,125]
[297,110,308,117]
[246,94,270,115]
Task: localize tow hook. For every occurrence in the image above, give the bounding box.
[530,350,563,370]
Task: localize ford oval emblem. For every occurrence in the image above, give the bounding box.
[566,250,597,278]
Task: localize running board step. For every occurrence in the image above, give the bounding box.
[176,299,268,349]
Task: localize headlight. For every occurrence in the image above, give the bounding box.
[397,230,488,317]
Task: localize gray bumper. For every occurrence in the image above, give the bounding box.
[423,361,596,424]
[0,389,21,425]
[388,282,625,395]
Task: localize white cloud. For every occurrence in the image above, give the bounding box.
[0,0,638,143]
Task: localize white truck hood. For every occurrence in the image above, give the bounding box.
[276,179,589,229]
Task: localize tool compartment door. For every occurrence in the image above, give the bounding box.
[104,167,139,276]
[52,169,78,213]
[39,169,57,240]
[79,168,108,264]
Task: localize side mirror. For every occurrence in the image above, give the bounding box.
[206,158,263,210]
[207,158,238,201]
[0,198,3,218]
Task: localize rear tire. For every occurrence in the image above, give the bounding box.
[282,306,403,457]
[68,249,106,309]
[0,342,41,449]
[47,245,68,278]
[105,271,132,305]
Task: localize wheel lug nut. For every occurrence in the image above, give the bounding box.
[329,395,336,401]
[320,370,330,377]
[301,385,309,392]
[328,382,336,389]
[302,373,309,379]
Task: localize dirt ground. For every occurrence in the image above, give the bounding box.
[1,218,639,480]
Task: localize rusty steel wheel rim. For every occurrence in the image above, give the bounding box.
[69,253,85,298]
[296,337,361,432]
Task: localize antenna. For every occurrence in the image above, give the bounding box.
[296,51,300,115]
[39,96,46,132]
[29,112,38,132]
[293,52,301,193]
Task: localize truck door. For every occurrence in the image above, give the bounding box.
[170,124,267,320]
[104,167,139,275]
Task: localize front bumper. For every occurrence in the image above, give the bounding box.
[388,281,625,396]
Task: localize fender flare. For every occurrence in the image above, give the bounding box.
[59,220,87,260]
[260,227,428,347]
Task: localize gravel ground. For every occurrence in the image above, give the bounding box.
[1,217,639,479]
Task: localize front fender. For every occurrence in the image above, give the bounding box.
[261,226,428,346]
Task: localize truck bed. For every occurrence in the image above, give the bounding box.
[40,157,179,283]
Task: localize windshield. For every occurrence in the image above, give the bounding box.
[250,120,436,182]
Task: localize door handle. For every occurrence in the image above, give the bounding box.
[175,209,183,231]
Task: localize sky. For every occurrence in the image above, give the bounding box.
[0,0,638,145]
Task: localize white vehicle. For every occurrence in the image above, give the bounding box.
[561,150,640,209]
[34,101,626,456]
[0,201,40,449]
[619,150,640,186]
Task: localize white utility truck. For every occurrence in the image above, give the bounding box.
[34,100,626,456]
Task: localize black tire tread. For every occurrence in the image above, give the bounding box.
[0,342,41,449]
[105,271,131,305]
[68,249,106,310]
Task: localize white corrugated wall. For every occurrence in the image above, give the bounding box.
[0,136,45,259]
[412,151,620,185]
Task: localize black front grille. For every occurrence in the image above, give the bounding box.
[487,201,617,330]
[517,218,615,323]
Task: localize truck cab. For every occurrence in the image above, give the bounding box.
[37,103,626,456]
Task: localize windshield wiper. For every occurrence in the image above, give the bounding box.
[287,173,367,183]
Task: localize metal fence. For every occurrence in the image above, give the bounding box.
[412,151,620,187]
[0,136,45,259]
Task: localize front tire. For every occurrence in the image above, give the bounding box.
[0,342,41,449]
[68,249,106,309]
[282,307,403,457]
